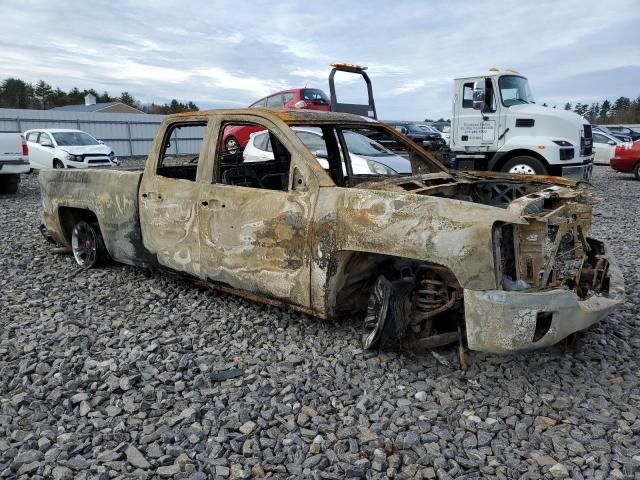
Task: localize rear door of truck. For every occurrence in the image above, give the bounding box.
[138,115,211,277]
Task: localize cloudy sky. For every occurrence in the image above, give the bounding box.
[1,0,639,119]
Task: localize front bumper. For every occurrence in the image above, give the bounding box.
[64,157,117,168]
[463,240,624,353]
[561,160,593,180]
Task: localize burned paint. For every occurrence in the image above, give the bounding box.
[38,108,624,353]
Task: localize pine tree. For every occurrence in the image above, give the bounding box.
[119,91,135,106]
[564,102,572,111]
[34,80,53,109]
[599,100,611,123]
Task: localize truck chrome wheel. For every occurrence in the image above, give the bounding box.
[508,164,536,175]
[71,221,103,268]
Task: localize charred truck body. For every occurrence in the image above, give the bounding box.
[39,109,623,353]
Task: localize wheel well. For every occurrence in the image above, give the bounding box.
[490,149,549,172]
[58,207,98,243]
[328,251,460,315]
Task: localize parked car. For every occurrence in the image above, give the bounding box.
[593,126,632,143]
[243,127,412,174]
[221,88,330,154]
[606,126,640,142]
[610,140,640,179]
[38,108,623,354]
[385,122,446,150]
[25,129,119,170]
[592,130,627,165]
[0,133,29,194]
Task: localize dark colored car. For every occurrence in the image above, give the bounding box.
[606,126,640,142]
[610,140,640,179]
[221,88,330,154]
[385,122,446,151]
[593,126,632,143]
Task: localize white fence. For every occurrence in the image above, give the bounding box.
[0,108,168,158]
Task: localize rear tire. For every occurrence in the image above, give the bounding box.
[71,220,108,269]
[501,156,547,175]
[53,159,64,169]
[0,175,20,194]
[634,162,640,180]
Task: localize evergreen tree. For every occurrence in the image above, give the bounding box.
[564,102,572,111]
[119,91,135,106]
[34,80,53,109]
[0,78,34,108]
[599,100,611,122]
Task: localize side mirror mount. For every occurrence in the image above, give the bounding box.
[292,167,308,192]
[472,80,486,111]
[98,140,105,145]
[400,126,407,135]
[42,141,53,148]
[607,140,616,146]
[313,149,328,159]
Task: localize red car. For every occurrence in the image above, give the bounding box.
[221,88,330,154]
[610,140,640,180]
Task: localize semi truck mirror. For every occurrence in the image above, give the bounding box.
[472,80,486,110]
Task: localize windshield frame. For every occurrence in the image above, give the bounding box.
[497,75,534,107]
[284,120,448,184]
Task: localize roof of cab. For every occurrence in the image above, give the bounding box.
[170,108,377,124]
[454,68,525,80]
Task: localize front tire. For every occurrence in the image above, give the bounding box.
[634,162,640,180]
[501,156,547,175]
[53,159,64,169]
[71,221,108,269]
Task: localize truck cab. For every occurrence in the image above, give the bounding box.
[450,68,593,179]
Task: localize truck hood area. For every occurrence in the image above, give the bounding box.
[357,171,589,211]
[505,103,588,138]
[358,171,612,298]
[59,144,112,155]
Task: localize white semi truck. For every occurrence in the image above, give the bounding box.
[450,68,593,180]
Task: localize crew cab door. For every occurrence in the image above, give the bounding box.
[139,117,210,277]
[197,114,318,308]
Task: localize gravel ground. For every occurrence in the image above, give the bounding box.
[0,166,638,480]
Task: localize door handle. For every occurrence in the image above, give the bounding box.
[142,192,162,200]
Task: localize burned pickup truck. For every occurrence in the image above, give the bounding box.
[39,109,623,353]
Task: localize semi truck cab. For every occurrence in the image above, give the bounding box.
[450,68,593,179]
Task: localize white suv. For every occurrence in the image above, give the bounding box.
[25,129,119,169]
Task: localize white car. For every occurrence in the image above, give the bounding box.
[25,129,119,170]
[243,128,411,175]
[592,130,628,165]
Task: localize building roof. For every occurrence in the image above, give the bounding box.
[49,102,142,113]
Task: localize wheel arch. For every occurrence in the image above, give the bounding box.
[488,149,549,172]
[324,250,460,317]
[57,206,100,244]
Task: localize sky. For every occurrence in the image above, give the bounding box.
[0,0,639,120]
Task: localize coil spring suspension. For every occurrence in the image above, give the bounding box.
[410,271,450,333]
